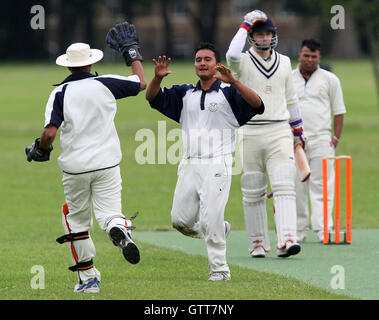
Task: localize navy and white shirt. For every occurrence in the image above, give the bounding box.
[150,79,264,158]
[44,72,140,174]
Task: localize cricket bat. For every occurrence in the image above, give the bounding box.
[294,144,311,182]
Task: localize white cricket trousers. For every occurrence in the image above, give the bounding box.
[61,165,126,283]
[171,154,233,273]
[295,136,335,240]
[238,123,298,251]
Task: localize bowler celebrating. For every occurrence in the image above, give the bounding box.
[146,43,264,281]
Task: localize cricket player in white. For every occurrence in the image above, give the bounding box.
[226,10,305,258]
[293,39,346,242]
[146,43,264,280]
[26,22,146,293]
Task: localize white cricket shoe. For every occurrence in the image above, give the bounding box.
[250,246,266,258]
[316,230,325,243]
[208,271,231,281]
[296,232,307,243]
[224,221,231,238]
[74,278,100,293]
[277,241,301,258]
[109,227,140,264]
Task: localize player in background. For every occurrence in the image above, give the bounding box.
[293,39,346,242]
[25,22,146,293]
[146,43,264,280]
[226,10,305,258]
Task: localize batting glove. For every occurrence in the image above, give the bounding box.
[240,10,268,32]
[290,119,307,150]
[25,138,53,162]
[106,21,143,66]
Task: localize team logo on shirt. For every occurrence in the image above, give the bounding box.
[264,85,272,94]
[209,102,218,112]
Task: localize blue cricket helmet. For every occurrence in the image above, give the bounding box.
[248,14,278,51]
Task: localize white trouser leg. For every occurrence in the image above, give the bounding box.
[200,156,232,273]
[62,172,100,283]
[171,159,203,238]
[241,172,271,253]
[171,156,231,273]
[90,166,130,238]
[239,126,298,250]
[62,166,124,283]
[306,138,335,236]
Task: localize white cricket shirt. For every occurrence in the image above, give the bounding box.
[292,65,346,138]
[44,72,140,174]
[149,79,264,158]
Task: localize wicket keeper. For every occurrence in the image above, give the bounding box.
[25,22,146,293]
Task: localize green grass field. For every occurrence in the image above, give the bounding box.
[0,59,378,301]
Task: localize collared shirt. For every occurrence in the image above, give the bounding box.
[44,72,140,174]
[292,65,346,138]
[149,79,264,158]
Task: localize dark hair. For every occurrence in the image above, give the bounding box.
[194,42,221,63]
[68,65,91,72]
[301,39,321,52]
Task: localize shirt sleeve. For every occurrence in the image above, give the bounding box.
[149,84,191,123]
[221,85,265,126]
[95,74,140,99]
[284,58,299,107]
[328,73,346,115]
[226,28,247,79]
[44,84,68,128]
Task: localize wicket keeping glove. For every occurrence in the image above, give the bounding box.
[106,21,143,66]
[25,138,53,162]
[240,10,268,32]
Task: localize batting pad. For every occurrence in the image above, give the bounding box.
[241,172,271,252]
[269,164,297,248]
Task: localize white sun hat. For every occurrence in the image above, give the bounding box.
[56,43,104,67]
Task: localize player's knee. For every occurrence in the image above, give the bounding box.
[172,217,198,237]
[270,163,296,197]
[241,171,267,204]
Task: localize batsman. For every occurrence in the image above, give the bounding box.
[25,22,146,293]
[226,10,306,258]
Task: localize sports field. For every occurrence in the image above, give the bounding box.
[0,59,378,301]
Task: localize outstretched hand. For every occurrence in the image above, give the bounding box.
[153,56,172,79]
[214,64,237,85]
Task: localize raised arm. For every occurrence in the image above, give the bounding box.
[214,64,262,108]
[106,21,146,90]
[131,61,146,91]
[145,56,172,102]
[226,10,268,67]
